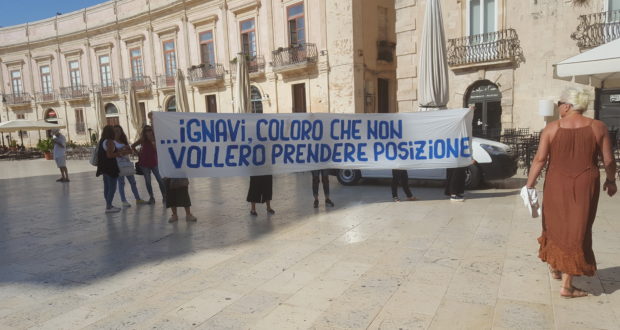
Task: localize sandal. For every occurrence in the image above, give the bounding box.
[250,210,257,216]
[406,196,418,201]
[393,197,401,202]
[168,215,179,223]
[560,286,588,298]
[267,208,275,214]
[325,199,335,207]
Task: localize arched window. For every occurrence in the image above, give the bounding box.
[166,96,177,112]
[250,86,263,113]
[44,109,58,123]
[105,103,119,116]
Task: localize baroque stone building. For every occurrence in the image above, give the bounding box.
[0,0,396,146]
[396,0,620,136]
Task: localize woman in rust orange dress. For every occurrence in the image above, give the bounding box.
[527,88,617,298]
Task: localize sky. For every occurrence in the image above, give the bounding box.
[0,0,107,27]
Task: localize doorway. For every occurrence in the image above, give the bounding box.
[206,95,217,113]
[105,103,120,126]
[597,88,620,131]
[377,78,389,113]
[465,80,502,140]
[166,97,177,112]
[292,83,306,113]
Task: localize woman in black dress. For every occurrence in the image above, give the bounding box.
[247,175,274,215]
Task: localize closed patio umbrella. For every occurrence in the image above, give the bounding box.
[418,0,449,110]
[128,86,143,139]
[175,70,190,112]
[234,53,251,113]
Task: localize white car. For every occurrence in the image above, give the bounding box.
[334,137,518,189]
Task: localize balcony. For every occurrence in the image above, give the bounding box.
[272,43,318,73]
[60,85,90,101]
[35,91,59,104]
[231,55,266,78]
[120,76,152,94]
[187,63,225,87]
[156,74,176,91]
[572,9,620,49]
[447,28,523,69]
[3,92,32,108]
[93,83,119,98]
[377,40,396,62]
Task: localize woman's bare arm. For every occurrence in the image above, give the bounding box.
[526,125,555,188]
[105,140,117,159]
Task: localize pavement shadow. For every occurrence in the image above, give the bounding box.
[569,266,620,296]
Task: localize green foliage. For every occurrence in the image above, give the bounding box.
[9,139,18,148]
[67,140,78,149]
[36,138,54,152]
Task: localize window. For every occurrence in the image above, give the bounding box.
[250,86,263,113]
[166,97,177,112]
[17,114,25,119]
[287,3,305,46]
[292,83,306,113]
[69,60,81,88]
[240,19,257,56]
[206,95,217,113]
[378,7,388,41]
[99,55,112,87]
[11,70,23,95]
[199,31,216,65]
[610,0,620,21]
[130,48,144,78]
[75,108,86,134]
[469,0,495,37]
[610,0,620,11]
[40,66,53,94]
[163,40,177,76]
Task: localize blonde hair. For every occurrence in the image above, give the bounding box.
[559,88,590,112]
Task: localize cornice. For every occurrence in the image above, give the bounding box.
[4,59,25,67]
[92,42,114,50]
[62,49,83,57]
[33,54,54,62]
[154,25,179,36]
[190,14,219,27]
[123,34,145,44]
[229,0,261,16]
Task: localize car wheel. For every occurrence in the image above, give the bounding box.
[337,169,361,185]
[465,164,482,189]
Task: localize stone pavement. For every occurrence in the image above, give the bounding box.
[0,160,619,330]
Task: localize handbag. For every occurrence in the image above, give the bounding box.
[168,178,189,189]
[135,162,144,175]
[117,156,135,176]
[89,145,99,166]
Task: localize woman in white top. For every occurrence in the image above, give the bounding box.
[113,125,146,207]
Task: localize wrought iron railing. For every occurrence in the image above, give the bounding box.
[187,63,225,83]
[93,83,119,96]
[120,76,152,93]
[60,85,90,100]
[377,40,396,62]
[3,92,32,105]
[35,91,58,103]
[571,9,620,49]
[447,28,522,67]
[231,55,266,75]
[272,43,318,69]
[156,74,176,89]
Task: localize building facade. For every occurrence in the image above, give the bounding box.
[0,0,396,146]
[396,0,620,137]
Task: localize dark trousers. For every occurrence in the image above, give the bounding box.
[311,170,330,198]
[391,169,412,198]
[445,167,466,196]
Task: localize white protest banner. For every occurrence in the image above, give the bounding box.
[153,108,473,178]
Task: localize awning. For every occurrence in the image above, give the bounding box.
[556,38,620,84]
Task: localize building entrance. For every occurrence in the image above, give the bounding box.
[465,80,502,140]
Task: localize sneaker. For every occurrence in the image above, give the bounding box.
[450,194,465,202]
[186,214,197,222]
[56,178,64,182]
[325,199,335,207]
[122,201,132,208]
[105,207,121,213]
[393,197,401,202]
[148,197,155,205]
[313,200,319,208]
[168,215,179,223]
[136,199,148,205]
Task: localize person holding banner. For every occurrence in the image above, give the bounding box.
[445,167,466,202]
[391,169,417,202]
[165,177,196,223]
[312,170,334,208]
[132,125,166,205]
[247,175,274,215]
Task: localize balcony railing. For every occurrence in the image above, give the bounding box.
[120,76,152,93]
[272,43,318,70]
[93,83,119,97]
[377,40,396,62]
[571,9,620,49]
[60,85,90,100]
[231,55,266,75]
[187,63,225,84]
[157,74,176,89]
[447,28,522,67]
[3,92,32,106]
[35,91,59,103]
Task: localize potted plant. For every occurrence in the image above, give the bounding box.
[37,138,54,160]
